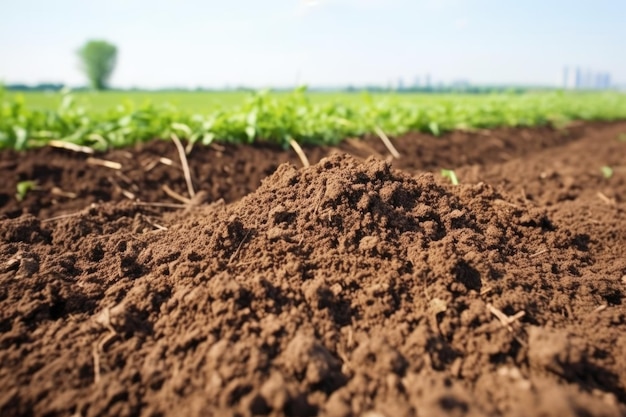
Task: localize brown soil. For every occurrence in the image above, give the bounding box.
[1,121,626,417]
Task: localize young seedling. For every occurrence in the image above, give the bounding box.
[15,180,38,201]
[3,89,626,152]
[441,169,459,185]
[601,165,614,179]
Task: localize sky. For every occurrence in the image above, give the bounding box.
[1,0,625,89]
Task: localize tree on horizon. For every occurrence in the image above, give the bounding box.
[77,40,117,90]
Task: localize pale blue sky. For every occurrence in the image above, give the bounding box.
[1,0,625,88]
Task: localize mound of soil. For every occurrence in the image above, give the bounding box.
[1,121,626,417]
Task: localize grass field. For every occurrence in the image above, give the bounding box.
[7,90,525,113]
[8,91,253,113]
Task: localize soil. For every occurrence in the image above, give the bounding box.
[1,121,625,417]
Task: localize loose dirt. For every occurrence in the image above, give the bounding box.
[1,121,625,417]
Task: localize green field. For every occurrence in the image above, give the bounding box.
[7,90,500,113]
[3,88,626,151]
[8,91,253,113]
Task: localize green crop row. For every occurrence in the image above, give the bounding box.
[2,86,626,151]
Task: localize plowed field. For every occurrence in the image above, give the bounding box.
[1,121,625,417]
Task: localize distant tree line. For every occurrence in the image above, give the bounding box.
[343,85,532,94]
[5,83,67,91]
[3,83,554,94]
[4,82,572,94]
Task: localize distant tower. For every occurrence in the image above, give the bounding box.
[585,69,593,89]
[562,67,569,89]
[413,76,420,88]
[397,77,404,91]
[425,73,431,88]
[575,67,583,89]
[595,72,604,90]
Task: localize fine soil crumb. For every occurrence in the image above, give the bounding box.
[1,122,626,417]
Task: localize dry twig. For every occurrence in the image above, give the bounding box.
[494,199,520,208]
[162,184,191,204]
[487,303,525,333]
[345,137,386,160]
[171,134,195,198]
[159,157,175,166]
[51,187,77,199]
[142,158,159,172]
[48,140,95,154]
[530,249,548,258]
[133,201,187,209]
[108,176,135,200]
[592,304,608,314]
[140,215,168,231]
[374,126,401,159]
[41,205,97,223]
[597,191,616,206]
[87,157,122,170]
[289,138,310,168]
[479,286,493,296]
[228,230,252,264]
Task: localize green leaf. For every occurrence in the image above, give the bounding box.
[202,132,216,145]
[601,166,614,179]
[16,180,37,202]
[428,121,440,136]
[245,126,256,141]
[441,169,459,185]
[172,122,192,137]
[13,126,28,150]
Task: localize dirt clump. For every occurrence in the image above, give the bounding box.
[1,152,625,417]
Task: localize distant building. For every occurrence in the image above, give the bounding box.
[595,73,605,89]
[563,66,612,90]
[575,67,583,89]
[583,68,594,90]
